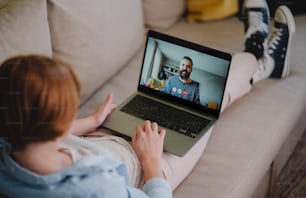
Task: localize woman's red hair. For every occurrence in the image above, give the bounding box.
[0,55,80,150]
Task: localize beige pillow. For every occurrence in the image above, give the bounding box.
[143,0,185,29]
[0,0,52,64]
[47,0,145,104]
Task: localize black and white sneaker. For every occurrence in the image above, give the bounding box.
[268,6,296,78]
[242,0,270,60]
[252,5,295,83]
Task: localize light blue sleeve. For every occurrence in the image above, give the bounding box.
[194,83,200,104]
[161,79,171,93]
[127,178,172,198]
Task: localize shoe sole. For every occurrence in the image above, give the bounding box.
[242,0,270,32]
[277,6,296,78]
[242,0,270,51]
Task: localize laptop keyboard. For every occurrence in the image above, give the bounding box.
[120,95,210,138]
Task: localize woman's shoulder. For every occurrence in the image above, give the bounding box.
[0,152,129,197]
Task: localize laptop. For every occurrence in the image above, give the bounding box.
[102,30,231,156]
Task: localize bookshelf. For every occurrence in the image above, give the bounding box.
[159,64,179,80]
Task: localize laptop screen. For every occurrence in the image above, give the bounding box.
[138,30,231,118]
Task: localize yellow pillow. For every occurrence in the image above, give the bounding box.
[186,0,239,22]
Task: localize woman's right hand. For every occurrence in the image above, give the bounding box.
[131,120,166,181]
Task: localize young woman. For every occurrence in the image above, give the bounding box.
[0,1,295,197]
[0,55,170,197]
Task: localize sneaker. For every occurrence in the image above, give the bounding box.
[268,5,296,78]
[251,6,295,83]
[242,0,270,60]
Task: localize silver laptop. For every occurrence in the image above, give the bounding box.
[102,30,231,156]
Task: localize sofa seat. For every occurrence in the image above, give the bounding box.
[79,15,306,197]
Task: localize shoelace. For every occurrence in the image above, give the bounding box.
[268,27,283,54]
[246,11,268,39]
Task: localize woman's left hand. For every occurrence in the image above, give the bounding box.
[70,93,117,136]
[91,93,117,128]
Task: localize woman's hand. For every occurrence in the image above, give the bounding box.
[131,120,166,181]
[91,93,117,128]
[70,93,117,136]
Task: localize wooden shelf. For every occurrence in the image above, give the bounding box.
[159,64,178,80]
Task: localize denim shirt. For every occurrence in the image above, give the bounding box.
[0,139,172,198]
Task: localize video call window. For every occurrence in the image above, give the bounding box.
[140,37,230,111]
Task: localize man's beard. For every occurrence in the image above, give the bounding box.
[179,70,190,80]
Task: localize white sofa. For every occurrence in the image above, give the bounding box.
[1,0,306,197]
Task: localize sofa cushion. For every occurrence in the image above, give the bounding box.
[143,0,185,29]
[47,0,145,104]
[0,0,52,64]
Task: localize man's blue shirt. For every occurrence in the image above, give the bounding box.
[161,76,200,104]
